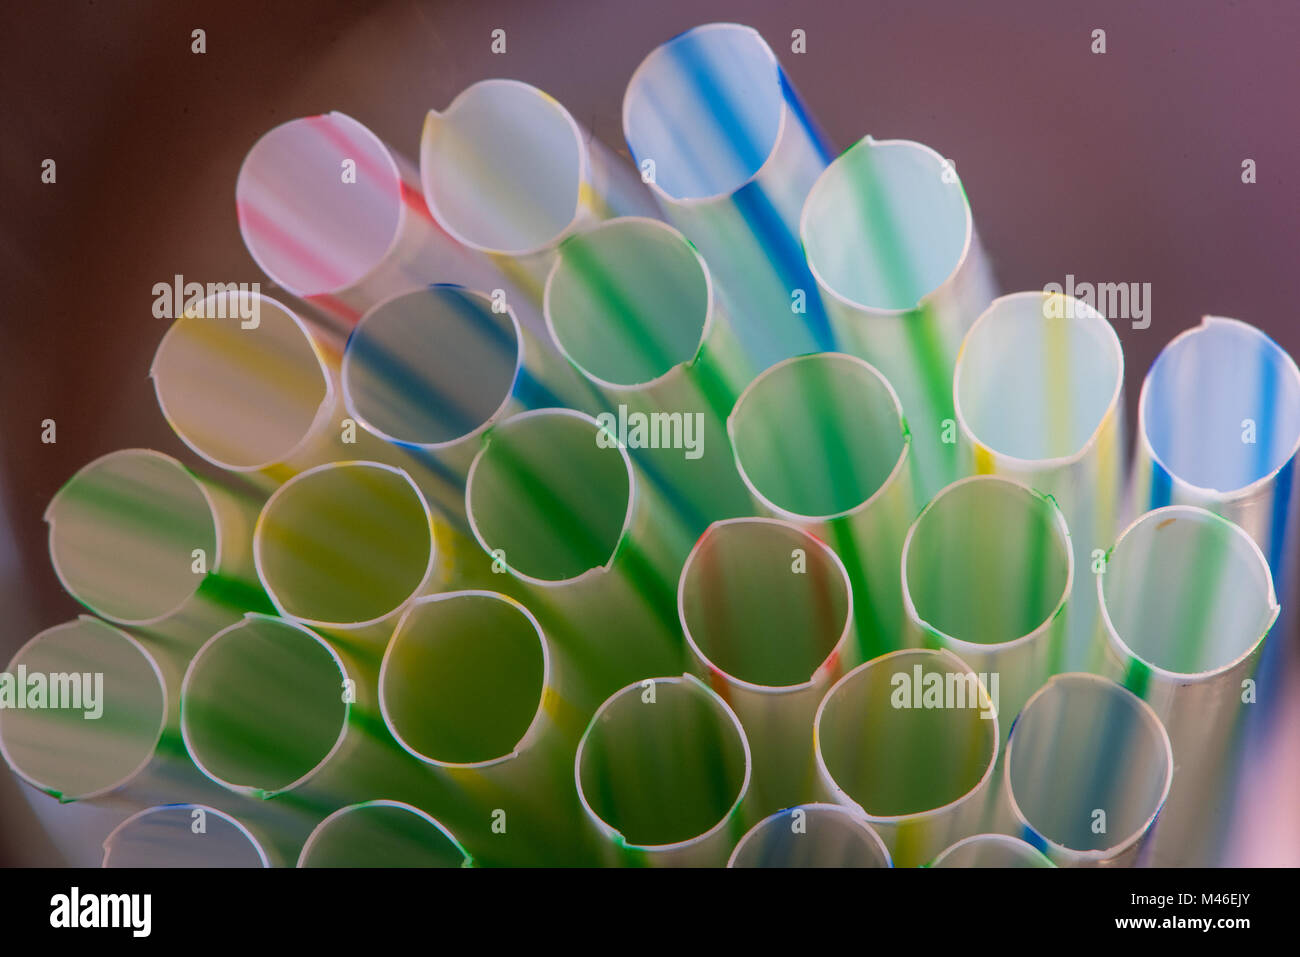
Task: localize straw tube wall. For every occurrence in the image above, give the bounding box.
[298,800,473,868]
[728,804,891,868]
[575,674,751,867]
[545,217,755,530]
[622,23,836,369]
[801,136,998,499]
[678,518,854,814]
[1097,506,1278,866]
[953,291,1125,671]
[728,353,914,660]
[103,804,271,868]
[813,648,998,867]
[901,475,1074,737]
[1002,673,1173,867]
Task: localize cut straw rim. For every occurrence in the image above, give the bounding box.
[677,517,854,696]
[929,833,1054,868]
[465,407,637,587]
[421,79,590,257]
[0,615,167,803]
[799,135,976,317]
[179,612,351,799]
[726,803,893,868]
[44,448,224,627]
[236,111,410,299]
[296,799,474,868]
[378,590,552,770]
[900,475,1075,655]
[543,217,717,392]
[1097,505,1279,684]
[151,291,337,473]
[953,291,1125,470]
[1002,672,1173,863]
[812,648,999,826]
[102,804,272,868]
[727,352,911,523]
[622,22,791,206]
[341,284,524,450]
[574,673,752,854]
[252,460,437,630]
[1137,315,1300,500]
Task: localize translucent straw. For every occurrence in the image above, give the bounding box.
[727,804,891,868]
[297,800,474,868]
[103,804,271,867]
[953,291,1124,670]
[678,518,854,813]
[1097,506,1278,866]
[1002,673,1173,867]
[728,353,914,660]
[623,23,835,368]
[813,648,998,867]
[0,617,166,803]
[930,833,1054,868]
[901,475,1074,735]
[545,217,755,528]
[801,136,997,499]
[575,674,751,867]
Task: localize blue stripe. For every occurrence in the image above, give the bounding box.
[1148,460,1172,510]
[1268,456,1294,582]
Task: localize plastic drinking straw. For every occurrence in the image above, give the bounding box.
[813,648,998,868]
[237,111,501,335]
[297,800,474,868]
[103,804,271,868]
[1002,673,1173,867]
[1097,506,1278,866]
[544,217,755,530]
[253,460,439,644]
[801,135,998,499]
[421,79,657,319]
[623,23,836,369]
[930,833,1054,868]
[466,408,694,702]
[727,353,914,660]
[901,475,1074,738]
[727,804,892,868]
[953,291,1124,671]
[575,674,752,867]
[0,617,166,804]
[379,591,588,866]
[678,518,854,813]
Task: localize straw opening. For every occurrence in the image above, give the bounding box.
[728,804,891,867]
[103,805,270,868]
[298,800,471,868]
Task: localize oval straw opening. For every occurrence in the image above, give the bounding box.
[104,805,270,867]
[728,804,891,868]
[298,801,470,868]
[931,834,1053,868]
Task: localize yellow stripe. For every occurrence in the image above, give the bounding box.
[974,443,996,475]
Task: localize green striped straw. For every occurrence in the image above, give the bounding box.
[727,804,892,868]
[297,800,474,868]
[103,804,271,868]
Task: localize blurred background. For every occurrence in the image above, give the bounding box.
[2,0,1297,864]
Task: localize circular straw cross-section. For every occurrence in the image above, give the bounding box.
[380,592,547,767]
[1140,316,1300,494]
[931,834,1054,868]
[254,461,434,628]
[814,649,997,821]
[103,805,270,867]
[181,614,349,797]
[237,112,404,298]
[728,804,891,868]
[1099,506,1277,678]
[298,800,472,868]
[954,291,1123,463]
[153,291,333,471]
[46,449,220,625]
[623,23,784,201]
[576,675,750,850]
[728,353,908,520]
[421,79,583,255]
[467,409,633,583]
[343,286,521,447]
[1004,673,1173,861]
[801,137,972,313]
[545,218,710,388]
[902,476,1072,648]
[0,617,166,802]
[678,518,851,690]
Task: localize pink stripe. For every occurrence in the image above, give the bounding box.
[237,200,352,293]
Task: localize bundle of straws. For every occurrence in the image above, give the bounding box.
[4,22,1298,869]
